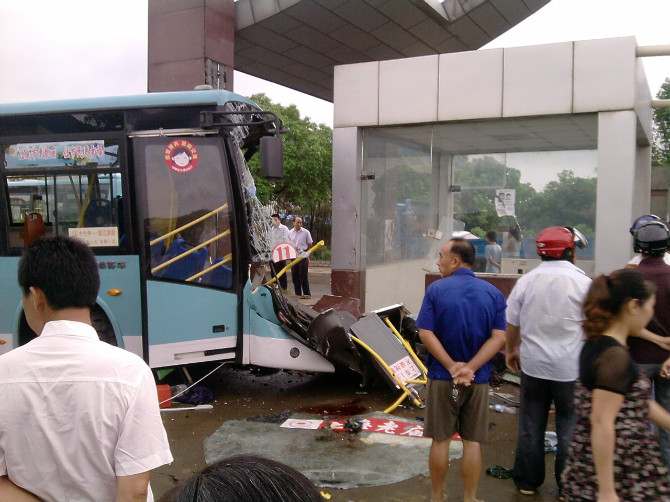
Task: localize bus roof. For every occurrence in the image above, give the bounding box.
[0,90,259,117]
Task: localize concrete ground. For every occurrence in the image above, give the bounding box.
[153,265,562,502]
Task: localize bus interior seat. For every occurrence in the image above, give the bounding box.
[150,233,165,266]
[156,238,207,281]
[201,258,234,289]
[23,212,45,247]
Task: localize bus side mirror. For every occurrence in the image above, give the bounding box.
[260,136,283,179]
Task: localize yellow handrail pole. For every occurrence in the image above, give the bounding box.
[405,379,427,385]
[265,240,325,286]
[150,203,228,246]
[151,230,230,274]
[351,336,422,409]
[384,391,410,415]
[186,254,232,282]
[76,174,97,228]
[68,176,83,211]
[383,317,429,375]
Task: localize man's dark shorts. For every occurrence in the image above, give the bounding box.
[423,379,489,442]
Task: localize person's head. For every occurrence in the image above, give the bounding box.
[633,220,670,257]
[486,230,497,243]
[535,226,588,263]
[582,269,655,341]
[629,214,661,236]
[437,238,475,277]
[18,236,100,332]
[271,214,281,228]
[161,454,323,502]
[294,217,303,230]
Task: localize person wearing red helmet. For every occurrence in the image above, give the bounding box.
[505,226,591,498]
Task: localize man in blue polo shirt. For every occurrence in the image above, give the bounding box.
[416,238,506,502]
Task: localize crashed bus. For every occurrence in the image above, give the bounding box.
[0,90,425,410]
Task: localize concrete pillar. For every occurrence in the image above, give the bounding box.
[595,111,638,274]
[148,0,235,93]
[331,127,364,304]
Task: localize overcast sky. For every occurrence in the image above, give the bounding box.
[0,0,668,127]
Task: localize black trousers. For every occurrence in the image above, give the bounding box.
[291,259,310,296]
[273,260,288,290]
[512,371,576,493]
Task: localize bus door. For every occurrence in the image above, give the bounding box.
[132,133,240,368]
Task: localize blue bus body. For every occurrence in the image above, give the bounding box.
[0,91,334,373]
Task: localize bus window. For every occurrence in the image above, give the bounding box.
[134,136,235,289]
[1,140,126,252]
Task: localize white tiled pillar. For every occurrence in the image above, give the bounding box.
[595,111,638,274]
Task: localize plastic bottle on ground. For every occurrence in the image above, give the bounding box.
[489,404,517,414]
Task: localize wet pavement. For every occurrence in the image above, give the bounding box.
[153,266,563,502]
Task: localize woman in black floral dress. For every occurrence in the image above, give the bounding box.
[562,269,670,502]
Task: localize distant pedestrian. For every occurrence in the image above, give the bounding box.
[416,238,506,502]
[562,269,670,502]
[502,227,522,258]
[288,217,313,299]
[506,226,590,498]
[485,230,502,273]
[270,213,290,290]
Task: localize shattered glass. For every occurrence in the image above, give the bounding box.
[223,101,274,262]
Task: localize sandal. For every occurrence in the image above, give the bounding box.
[485,465,512,479]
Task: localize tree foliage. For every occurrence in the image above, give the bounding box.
[246,93,332,242]
[437,155,596,236]
[653,78,670,166]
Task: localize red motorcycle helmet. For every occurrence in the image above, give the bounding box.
[536,226,588,258]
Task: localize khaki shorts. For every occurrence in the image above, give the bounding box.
[423,379,489,443]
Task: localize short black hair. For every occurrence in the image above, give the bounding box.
[540,247,575,263]
[486,230,497,241]
[449,238,476,266]
[161,454,323,502]
[271,213,280,219]
[18,236,100,309]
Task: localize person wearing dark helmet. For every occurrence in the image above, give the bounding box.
[626,214,670,267]
[628,220,670,468]
[505,226,592,497]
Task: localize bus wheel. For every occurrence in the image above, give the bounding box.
[91,306,118,346]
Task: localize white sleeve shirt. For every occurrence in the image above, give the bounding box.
[506,261,592,381]
[288,227,313,252]
[0,320,173,502]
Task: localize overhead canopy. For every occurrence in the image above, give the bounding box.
[234,0,551,101]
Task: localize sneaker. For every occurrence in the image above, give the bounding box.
[519,489,536,496]
[301,295,311,299]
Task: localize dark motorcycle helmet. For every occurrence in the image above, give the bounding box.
[630,214,661,236]
[633,220,670,256]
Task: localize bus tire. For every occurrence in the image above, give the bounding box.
[91,306,118,346]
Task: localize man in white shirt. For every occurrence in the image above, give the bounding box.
[0,236,173,502]
[288,216,313,298]
[271,213,290,290]
[505,226,591,498]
